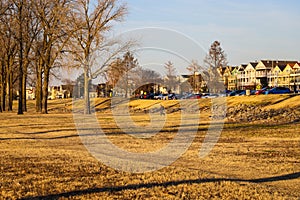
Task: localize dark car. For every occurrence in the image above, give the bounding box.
[181,93,193,99]
[168,93,178,100]
[229,90,244,96]
[250,90,257,95]
[154,93,168,100]
[140,93,154,99]
[237,90,246,96]
[265,87,290,95]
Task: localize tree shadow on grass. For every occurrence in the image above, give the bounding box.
[21,172,300,200]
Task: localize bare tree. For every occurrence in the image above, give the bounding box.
[204,41,228,70]
[0,3,18,111]
[62,78,75,98]
[0,41,4,112]
[68,0,128,114]
[12,0,25,114]
[0,2,8,112]
[106,57,124,88]
[134,67,162,94]
[204,41,228,93]
[20,0,39,112]
[122,51,138,98]
[164,61,177,93]
[32,0,72,113]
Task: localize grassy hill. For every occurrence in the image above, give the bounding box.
[19,94,300,114]
[1,94,299,199]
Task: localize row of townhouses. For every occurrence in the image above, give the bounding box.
[24,60,300,100]
[222,60,300,91]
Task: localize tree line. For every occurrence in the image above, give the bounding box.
[105,39,228,97]
[0,0,127,114]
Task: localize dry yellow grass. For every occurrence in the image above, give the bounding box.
[0,96,299,199]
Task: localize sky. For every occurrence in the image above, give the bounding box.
[113,0,300,69]
[57,0,300,84]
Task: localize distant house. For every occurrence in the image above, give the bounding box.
[236,64,247,89]
[268,64,285,87]
[227,66,238,91]
[290,63,300,91]
[255,60,275,88]
[26,87,35,100]
[266,61,298,89]
[180,73,207,93]
[48,85,73,99]
[220,66,234,90]
[243,62,257,89]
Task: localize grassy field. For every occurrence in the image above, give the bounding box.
[0,95,299,199]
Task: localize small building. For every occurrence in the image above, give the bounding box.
[26,87,35,100]
[48,85,73,99]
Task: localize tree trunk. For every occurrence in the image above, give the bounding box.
[1,66,6,111]
[0,66,2,112]
[84,68,90,114]
[5,67,9,111]
[22,49,31,112]
[22,69,27,112]
[18,59,23,114]
[41,67,50,114]
[8,73,13,111]
[5,66,13,111]
[35,60,43,113]
[17,1,24,115]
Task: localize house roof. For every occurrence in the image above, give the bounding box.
[293,63,300,69]
[277,64,286,72]
[245,63,256,71]
[249,62,258,68]
[237,64,247,72]
[257,60,298,70]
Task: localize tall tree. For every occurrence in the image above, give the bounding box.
[69,0,128,114]
[20,0,39,112]
[32,0,71,113]
[0,45,3,112]
[1,0,37,113]
[13,0,25,114]
[164,61,177,93]
[122,51,138,98]
[204,41,228,92]
[204,41,228,70]
[106,57,124,88]
[0,3,18,111]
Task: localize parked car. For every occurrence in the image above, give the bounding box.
[202,93,219,98]
[229,90,245,96]
[154,93,168,100]
[187,94,202,99]
[168,93,178,100]
[237,90,246,96]
[181,93,194,99]
[255,87,269,95]
[265,87,291,95]
[140,93,154,99]
[250,90,257,95]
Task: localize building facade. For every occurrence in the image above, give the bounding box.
[221,60,300,91]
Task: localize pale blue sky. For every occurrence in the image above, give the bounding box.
[115,0,300,67]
